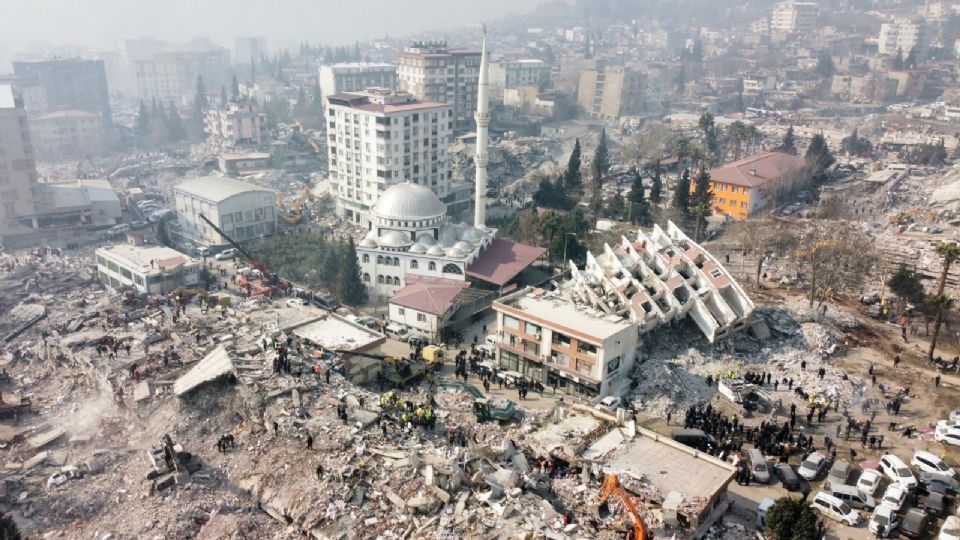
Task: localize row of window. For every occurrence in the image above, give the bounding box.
[714,183,751,195]
[361,254,462,274]
[717,198,749,209]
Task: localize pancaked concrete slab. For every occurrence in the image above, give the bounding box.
[133,381,152,402]
[21,451,48,470]
[173,345,235,397]
[27,426,64,449]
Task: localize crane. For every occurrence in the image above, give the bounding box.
[598,474,651,540]
[198,213,280,296]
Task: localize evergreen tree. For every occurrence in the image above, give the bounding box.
[765,497,820,540]
[649,160,663,204]
[673,168,691,215]
[152,101,169,146]
[905,47,918,69]
[628,168,652,225]
[193,75,208,133]
[591,129,610,214]
[689,167,714,242]
[892,48,904,70]
[167,102,187,142]
[779,125,797,155]
[805,133,835,177]
[338,237,368,306]
[564,138,582,190]
[136,100,150,142]
[232,73,240,99]
[319,240,341,287]
[841,128,872,157]
[151,97,159,116]
[220,85,228,108]
[533,177,573,210]
[699,112,718,161]
[674,134,691,167]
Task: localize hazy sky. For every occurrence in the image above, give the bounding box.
[1,0,546,51]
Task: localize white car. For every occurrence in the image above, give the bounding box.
[939,515,960,540]
[936,425,960,447]
[879,454,918,489]
[798,451,827,480]
[938,419,960,430]
[857,469,884,496]
[912,450,956,476]
[286,298,307,307]
[214,248,237,261]
[880,483,909,512]
[870,505,901,538]
[950,410,960,422]
[812,492,860,526]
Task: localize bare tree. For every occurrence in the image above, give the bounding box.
[793,221,877,308]
[729,219,796,287]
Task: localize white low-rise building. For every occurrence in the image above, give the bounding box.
[95,244,199,294]
[173,176,277,250]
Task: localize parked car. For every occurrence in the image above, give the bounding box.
[313,293,340,311]
[935,425,960,446]
[407,335,429,348]
[775,463,801,491]
[215,248,237,261]
[829,484,876,510]
[881,482,910,512]
[924,491,947,516]
[879,454,918,489]
[913,450,956,476]
[901,507,930,539]
[286,298,307,307]
[939,515,960,540]
[870,505,900,538]
[747,449,771,483]
[812,492,860,526]
[827,460,853,489]
[385,323,409,341]
[919,472,960,496]
[798,451,828,480]
[857,469,884,496]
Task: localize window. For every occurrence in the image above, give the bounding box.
[428,261,436,271]
[525,322,541,337]
[410,259,418,269]
[710,268,723,278]
[577,341,597,357]
[393,257,400,266]
[377,255,383,264]
[442,263,462,274]
[503,315,520,331]
[728,200,736,206]
[377,275,384,284]
[552,332,571,348]
[362,254,369,263]
[363,273,370,283]
[398,307,405,315]
[741,202,748,208]
[416,313,426,322]
[718,198,726,204]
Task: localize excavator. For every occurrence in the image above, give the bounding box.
[598,474,651,540]
[334,349,428,388]
[198,213,281,297]
[277,187,313,225]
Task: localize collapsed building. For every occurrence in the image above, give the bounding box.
[493,222,755,397]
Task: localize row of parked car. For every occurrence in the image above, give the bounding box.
[778,450,958,538]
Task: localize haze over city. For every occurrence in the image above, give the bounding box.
[2,0,960,538]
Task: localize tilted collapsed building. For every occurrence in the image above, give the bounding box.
[493,222,754,397]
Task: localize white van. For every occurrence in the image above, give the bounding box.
[830,484,876,510]
[747,449,771,483]
[385,323,409,341]
[879,454,918,489]
[812,492,861,526]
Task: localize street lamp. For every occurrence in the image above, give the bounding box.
[562,232,577,270]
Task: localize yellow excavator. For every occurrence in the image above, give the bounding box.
[598,474,651,540]
[277,187,313,225]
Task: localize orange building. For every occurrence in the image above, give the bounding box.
[692,152,807,220]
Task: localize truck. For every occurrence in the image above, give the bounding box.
[718,378,773,414]
[336,349,427,388]
[439,380,518,422]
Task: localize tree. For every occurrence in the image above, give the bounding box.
[673,168,691,216]
[841,128,872,157]
[794,221,875,309]
[928,242,960,360]
[892,47,904,70]
[674,134,691,167]
[765,497,820,540]
[626,168,651,225]
[220,85,228,108]
[0,512,22,540]
[151,101,169,146]
[532,177,572,210]
[338,237,368,306]
[591,129,610,215]
[727,121,749,161]
[649,160,663,204]
[815,50,835,78]
[804,133,834,177]
[730,220,793,287]
[699,112,719,162]
[166,102,187,143]
[689,167,714,241]
[887,265,926,314]
[231,73,240,99]
[136,100,150,143]
[564,138,582,190]
[778,125,797,155]
[905,47,918,69]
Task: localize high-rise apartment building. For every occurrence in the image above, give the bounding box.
[577,66,650,121]
[878,19,930,58]
[488,59,551,99]
[234,37,267,64]
[325,89,453,225]
[770,1,819,34]
[397,42,481,131]
[0,85,39,239]
[135,49,230,103]
[12,59,111,124]
[318,63,397,98]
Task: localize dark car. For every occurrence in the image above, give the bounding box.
[919,472,960,496]
[775,463,801,491]
[671,429,715,451]
[924,492,947,516]
[313,294,340,311]
[900,508,930,539]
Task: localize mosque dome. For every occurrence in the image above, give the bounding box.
[415,233,437,246]
[371,182,446,222]
[445,247,466,258]
[427,245,445,256]
[379,230,413,248]
[454,241,473,252]
[409,243,427,254]
[461,227,485,244]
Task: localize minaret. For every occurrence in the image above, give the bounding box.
[473,25,490,229]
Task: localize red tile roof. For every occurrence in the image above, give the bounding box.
[466,239,546,287]
[708,151,806,188]
[389,277,470,316]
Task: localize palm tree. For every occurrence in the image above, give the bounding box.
[928,242,960,360]
[727,121,748,161]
